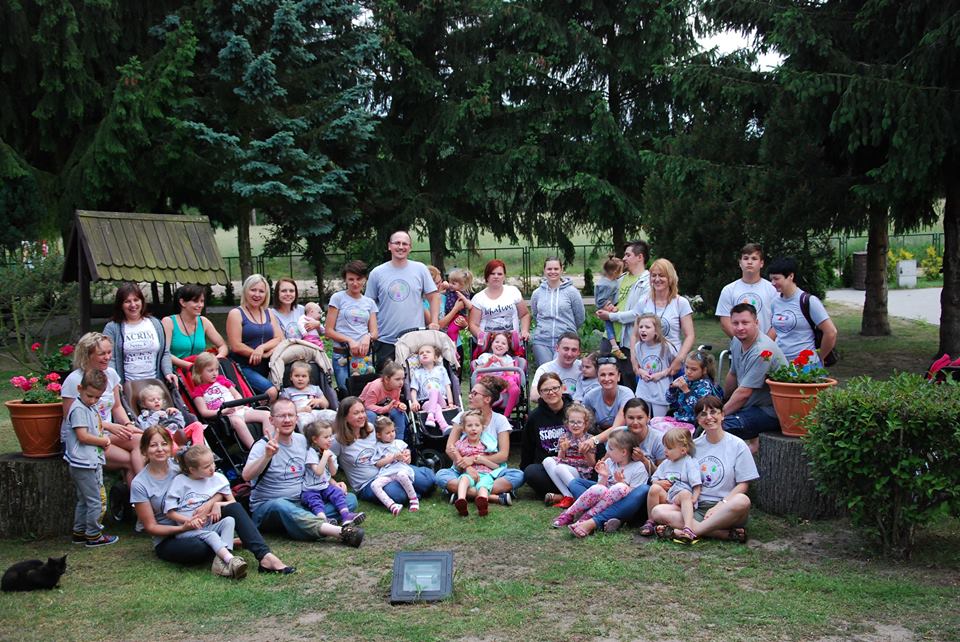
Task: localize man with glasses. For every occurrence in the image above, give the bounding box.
[365,230,440,367]
[529,332,584,403]
[723,303,787,453]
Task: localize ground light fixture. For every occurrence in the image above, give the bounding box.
[390,551,454,604]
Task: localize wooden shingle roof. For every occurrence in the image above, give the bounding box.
[63,210,228,284]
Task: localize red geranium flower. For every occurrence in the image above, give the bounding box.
[45,372,61,382]
[795,353,810,366]
[31,342,41,351]
[760,350,773,360]
[60,344,75,356]
[46,382,62,393]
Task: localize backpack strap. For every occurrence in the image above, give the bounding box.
[798,291,817,332]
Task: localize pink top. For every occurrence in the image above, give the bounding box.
[359,378,401,414]
[192,375,235,410]
[456,439,493,473]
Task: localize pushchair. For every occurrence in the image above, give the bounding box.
[470,330,529,429]
[394,328,463,471]
[269,339,339,426]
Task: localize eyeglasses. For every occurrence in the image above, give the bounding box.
[567,419,586,426]
[540,386,562,394]
[697,408,722,418]
[468,390,490,397]
[391,241,411,247]
[597,356,618,365]
[272,413,297,420]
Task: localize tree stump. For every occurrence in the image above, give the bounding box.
[0,453,76,538]
[754,432,841,520]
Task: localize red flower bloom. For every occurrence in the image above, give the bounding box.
[60,344,75,356]
[799,349,815,359]
[795,353,810,366]
[29,376,39,384]
[45,372,61,382]
[760,350,773,360]
[31,342,41,351]
[46,382,62,393]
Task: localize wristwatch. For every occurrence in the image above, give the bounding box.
[591,436,600,447]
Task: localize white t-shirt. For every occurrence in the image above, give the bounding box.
[530,359,583,401]
[61,367,122,424]
[130,461,180,544]
[273,304,305,340]
[693,432,759,504]
[771,290,830,362]
[122,318,161,381]
[634,296,693,353]
[716,278,778,334]
[603,459,649,488]
[451,410,512,443]
[472,285,523,334]
[328,291,378,343]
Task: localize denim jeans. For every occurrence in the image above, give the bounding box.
[332,356,350,393]
[435,466,524,492]
[569,478,650,528]
[238,363,276,396]
[250,494,357,541]
[366,409,408,441]
[723,406,780,440]
[357,466,436,504]
[530,343,555,369]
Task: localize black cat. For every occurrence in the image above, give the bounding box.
[1,555,67,592]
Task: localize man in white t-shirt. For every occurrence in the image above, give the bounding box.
[716,242,778,336]
[767,257,838,364]
[529,332,583,403]
[365,230,440,367]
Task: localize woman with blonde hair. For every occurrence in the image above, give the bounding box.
[630,258,695,378]
[226,274,282,399]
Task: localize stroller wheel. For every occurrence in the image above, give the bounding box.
[418,448,445,472]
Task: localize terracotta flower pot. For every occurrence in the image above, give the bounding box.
[766,378,838,437]
[5,400,64,458]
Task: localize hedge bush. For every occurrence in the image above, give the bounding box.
[803,374,960,558]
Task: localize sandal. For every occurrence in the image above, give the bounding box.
[544,493,561,506]
[654,524,674,540]
[569,521,592,538]
[672,527,700,545]
[408,498,420,512]
[552,512,575,529]
[389,503,402,517]
[639,520,657,537]
[728,527,748,543]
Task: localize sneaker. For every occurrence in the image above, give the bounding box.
[476,496,489,517]
[341,511,366,527]
[85,534,119,548]
[498,492,514,506]
[340,525,365,548]
[409,498,420,512]
[389,503,402,516]
[544,493,561,506]
[424,418,437,428]
[108,482,129,523]
[227,556,248,579]
[212,557,230,577]
[554,496,575,509]
[611,348,627,360]
[449,492,457,505]
[454,498,469,517]
[72,532,87,545]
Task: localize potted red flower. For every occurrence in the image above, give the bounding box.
[5,367,66,458]
[764,349,838,437]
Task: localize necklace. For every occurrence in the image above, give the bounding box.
[179,313,198,356]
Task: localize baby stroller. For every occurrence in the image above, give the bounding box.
[471,330,529,429]
[269,339,340,425]
[394,328,463,472]
[175,355,271,482]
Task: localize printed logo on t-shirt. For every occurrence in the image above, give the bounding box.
[660,318,671,339]
[345,306,370,326]
[562,378,578,395]
[355,447,376,466]
[387,280,411,302]
[737,291,763,313]
[772,309,798,334]
[539,425,566,453]
[181,490,212,512]
[95,400,111,422]
[276,453,305,481]
[639,354,665,373]
[699,455,724,488]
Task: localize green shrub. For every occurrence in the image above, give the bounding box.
[803,374,960,559]
[886,247,912,283]
[582,267,594,296]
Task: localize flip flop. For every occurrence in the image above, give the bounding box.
[672,527,700,545]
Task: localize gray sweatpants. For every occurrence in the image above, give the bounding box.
[69,466,105,538]
[174,516,236,554]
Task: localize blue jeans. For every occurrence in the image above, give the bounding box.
[238,363,276,396]
[333,357,349,393]
[604,320,617,342]
[723,406,780,440]
[569,478,650,528]
[357,466,436,504]
[435,467,524,492]
[250,494,358,541]
[531,343,555,368]
[366,409,408,441]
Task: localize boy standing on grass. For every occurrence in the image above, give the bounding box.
[64,369,119,547]
[716,243,778,337]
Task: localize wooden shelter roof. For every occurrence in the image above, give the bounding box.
[63,210,228,284]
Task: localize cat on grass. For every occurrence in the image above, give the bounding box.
[1,555,66,592]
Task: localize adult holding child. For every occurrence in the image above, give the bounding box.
[650,395,757,543]
[468,259,530,344]
[325,260,379,392]
[630,258,695,379]
[61,332,144,484]
[530,257,585,366]
[103,282,176,385]
[131,426,296,573]
[161,284,229,371]
[595,240,651,389]
[272,278,321,340]
[435,376,525,504]
[226,274,282,400]
[365,230,440,368]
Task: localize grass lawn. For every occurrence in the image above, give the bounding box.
[1,306,957,641]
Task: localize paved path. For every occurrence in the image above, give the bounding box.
[827,288,942,326]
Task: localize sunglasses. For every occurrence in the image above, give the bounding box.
[597,356,618,365]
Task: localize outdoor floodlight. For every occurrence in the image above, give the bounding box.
[390,551,454,604]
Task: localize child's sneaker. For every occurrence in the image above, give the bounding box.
[611,348,627,360]
[340,525,364,548]
[86,534,119,547]
[389,503,402,516]
[476,496,489,517]
[424,417,437,428]
[212,557,230,577]
[72,532,87,545]
[341,511,366,526]
[498,492,514,506]
[454,498,469,517]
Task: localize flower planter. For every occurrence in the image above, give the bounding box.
[4,400,63,458]
[766,378,838,437]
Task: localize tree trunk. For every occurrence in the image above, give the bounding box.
[427,218,447,273]
[0,454,76,538]
[861,206,891,336]
[611,220,626,256]
[753,433,842,520]
[238,208,254,281]
[940,173,960,356]
[306,235,327,305]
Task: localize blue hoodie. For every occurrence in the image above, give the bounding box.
[530,277,585,348]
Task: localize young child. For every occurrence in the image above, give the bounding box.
[542,403,597,508]
[64,369,118,547]
[409,344,457,431]
[281,360,332,428]
[359,361,409,440]
[579,351,600,398]
[552,429,648,537]
[370,417,419,515]
[473,332,522,417]
[651,350,724,433]
[297,302,325,349]
[632,313,677,417]
[191,352,273,448]
[441,268,474,347]
[594,256,626,359]
[453,410,503,517]
[163,444,247,579]
[301,420,365,526]
[639,428,702,543]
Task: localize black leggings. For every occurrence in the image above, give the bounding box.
[154,503,271,565]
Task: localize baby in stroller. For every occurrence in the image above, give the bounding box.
[473,331,523,417]
[281,360,334,428]
[408,344,458,432]
[190,352,274,448]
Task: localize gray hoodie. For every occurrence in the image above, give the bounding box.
[531,277,585,348]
